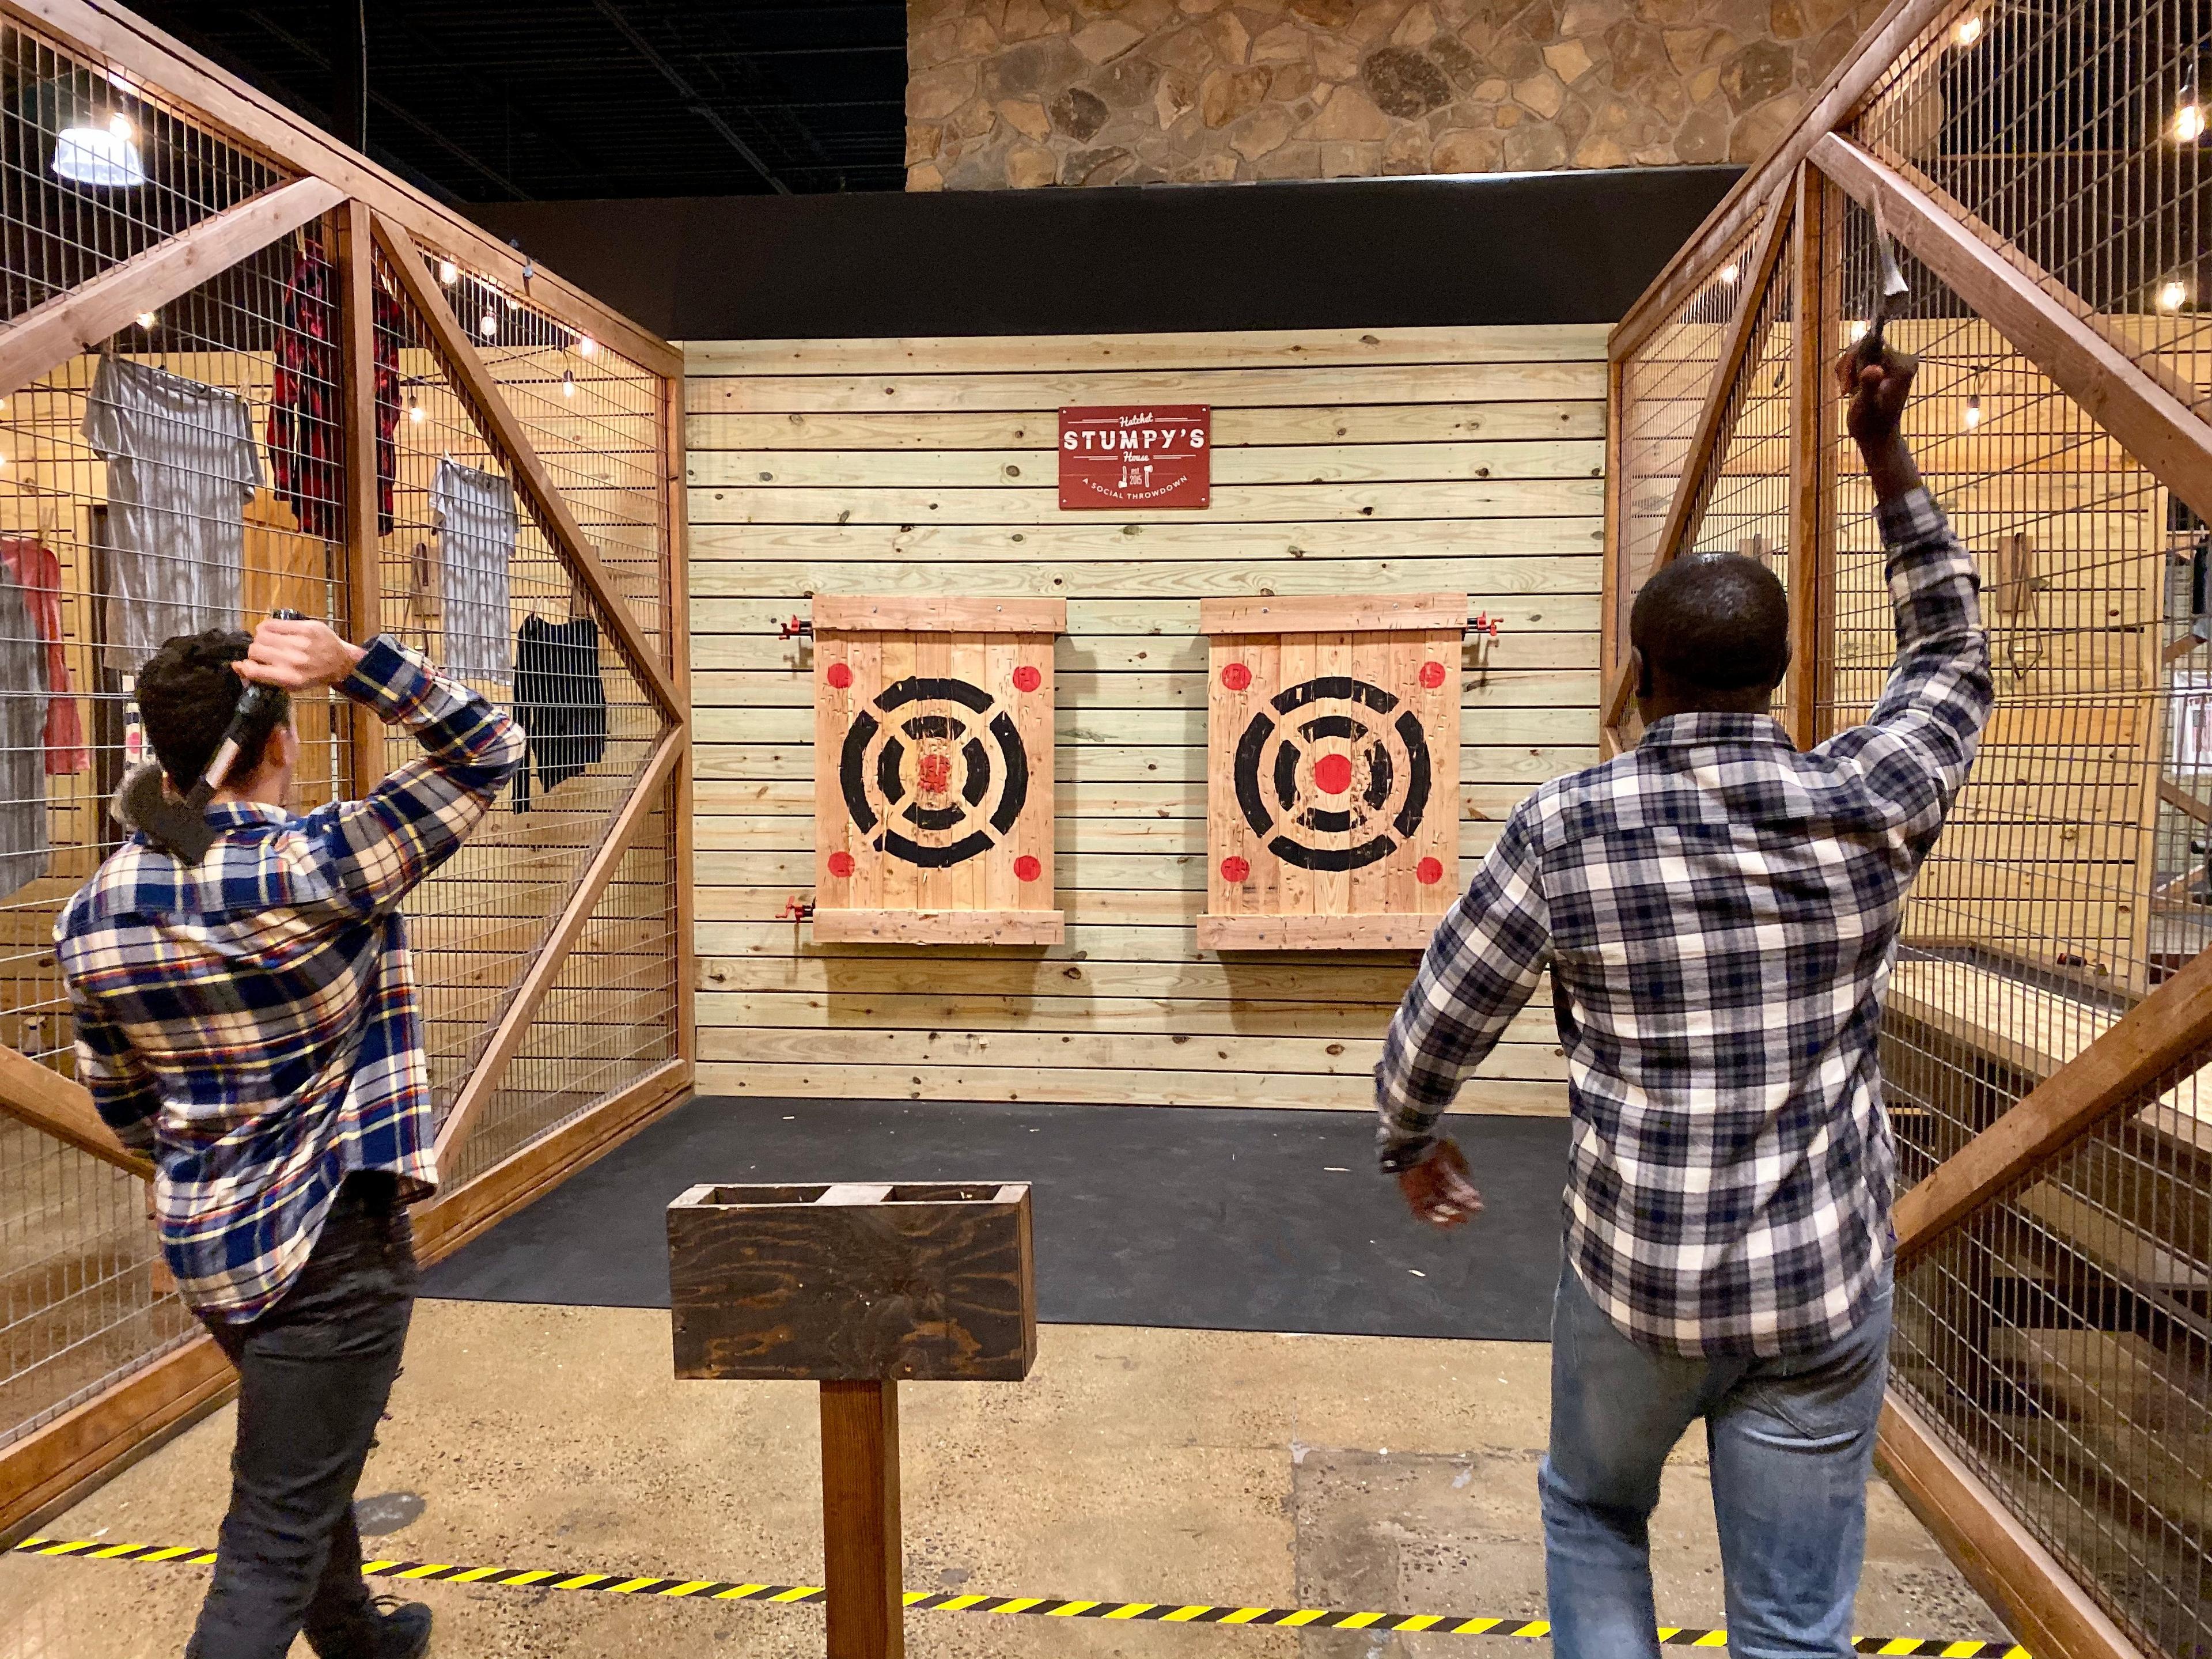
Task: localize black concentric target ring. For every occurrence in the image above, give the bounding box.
[1231,676,1433,872]
[839,675,1029,869]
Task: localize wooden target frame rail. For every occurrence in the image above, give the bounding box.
[1605,3,2212,1655]
[0,0,690,1540]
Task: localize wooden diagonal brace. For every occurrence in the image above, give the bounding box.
[0,1042,153,1181]
[1892,942,2212,1260]
[1603,181,1797,744]
[0,175,342,401]
[369,211,684,724]
[431,727,683,1165]
[1811,131,2212,529]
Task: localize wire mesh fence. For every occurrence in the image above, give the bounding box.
[0,13,681,1455]
[0,16,289,322]
[371,243,675,1173]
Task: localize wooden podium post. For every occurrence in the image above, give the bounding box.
[668,1181,1037,1659]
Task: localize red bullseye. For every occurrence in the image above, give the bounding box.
[1014,855,1041,882]
[1012,664,1041,692]
[1313,753,1354,795]
[1220,855,1251,884]
[916,753,952,794]
[1221,662,1252,691]
[1416,857,1444,885]
[1419,660,1448,689]
[825,662,853,689]
[827,851,855,878]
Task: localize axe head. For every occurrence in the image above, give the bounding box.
[113,762,216,863]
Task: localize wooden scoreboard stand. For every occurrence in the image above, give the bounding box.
[668,1181,1037,1659]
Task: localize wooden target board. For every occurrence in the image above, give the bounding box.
[1200,595,1466,951]
[813,596,1066,945]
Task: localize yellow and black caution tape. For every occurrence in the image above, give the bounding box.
[8,1535,2028,1654]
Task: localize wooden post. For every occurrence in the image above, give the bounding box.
[1786,160,1835,751]
[334,196,384,787]
[819,1380,904,1659]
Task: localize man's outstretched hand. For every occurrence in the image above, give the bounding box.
[1397,1138,1484,1231]
[1835,343,1923,503]
[233,617,366,692]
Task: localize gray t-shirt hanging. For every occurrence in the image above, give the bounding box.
[0,555,50,898]
[82,354,263,672]
[431,457,517,683]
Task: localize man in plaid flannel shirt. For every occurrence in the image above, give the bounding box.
[1375,349,1991,1656]
[58,617,523,1659]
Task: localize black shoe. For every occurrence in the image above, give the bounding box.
[366,1596,433,1659]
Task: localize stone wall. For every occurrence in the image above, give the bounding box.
[906,0,1884,189]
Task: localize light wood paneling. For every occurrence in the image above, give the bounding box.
[691,324,1605,1113]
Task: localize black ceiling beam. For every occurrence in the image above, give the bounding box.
[587,0,791,195]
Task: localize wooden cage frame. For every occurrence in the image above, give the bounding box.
[0,0,692,1539]
[1606,3,2212,1654]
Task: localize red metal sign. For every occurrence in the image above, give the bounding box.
[1058,405,1211,509]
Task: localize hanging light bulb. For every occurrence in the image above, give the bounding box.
[437,258,459,285]
[561,366,577,398]
[1963,393,1982,429]
[407,392,425,425]
[2177,99,2207,144]
[478,308,497,339]
[2159,276,2190,312]
[52,109,146,187]
[1718,262,1740,285]
[1953,12,1982,46]
[135,310,156,329]
[576,335,597,359]
[1847,319,1870,343]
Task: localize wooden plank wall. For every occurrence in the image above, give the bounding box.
[685,325,1609,1113]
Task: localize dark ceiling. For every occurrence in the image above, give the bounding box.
[124,1,908,201]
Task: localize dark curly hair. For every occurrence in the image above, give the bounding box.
[135,629,290,790]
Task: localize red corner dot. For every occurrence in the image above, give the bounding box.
[1012,664,1042,693]
[1416,857,1445,885]
[1014,855,1042,882]
[1221,662,1252,691]
[825,662,853,689]
[1419,660,1448,689]
[827,851,855,878]
[1313,753,1354,796]
[1221,855,1251,884]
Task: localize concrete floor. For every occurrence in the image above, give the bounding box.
[1,1301,2004,1658]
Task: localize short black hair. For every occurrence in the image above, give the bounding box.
[1629,553,1790,693]
[136,629,289,790]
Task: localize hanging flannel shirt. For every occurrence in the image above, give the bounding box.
[1374,489,1994,1359]
[56,637,526,1320]
[0,537,87,774]
[267,240,402,541]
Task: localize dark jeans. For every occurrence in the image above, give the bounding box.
[186,1175,418,1659]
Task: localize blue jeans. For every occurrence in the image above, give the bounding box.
[1541,1264,1892,1659]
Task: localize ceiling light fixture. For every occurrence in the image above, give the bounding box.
[52,110,145,188]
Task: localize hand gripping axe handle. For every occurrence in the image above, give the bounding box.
[112,609,305,863]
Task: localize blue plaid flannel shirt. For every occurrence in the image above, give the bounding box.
[1376,489,1994,1356]
[57,637,525,1322]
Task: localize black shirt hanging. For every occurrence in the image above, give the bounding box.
[513,614,608,811]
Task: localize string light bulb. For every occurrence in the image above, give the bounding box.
[1718,262,1740,285]
[135,310,156,329]
[407,392,425,425]
[2176,99,2207,143]
[478,308,497,338]
[561,367,576,398]
[1953,13,1982,46]
[437,258,459,285]
[1847,319,1870,343]
[2158,276,2190,312]
[1963,393,1982,429]
[576,335,597,359]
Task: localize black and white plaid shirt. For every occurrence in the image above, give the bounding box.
[1377,489,1992,1356]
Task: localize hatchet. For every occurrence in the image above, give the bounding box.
[1859,192,1911,366]
[112,609,304,863]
